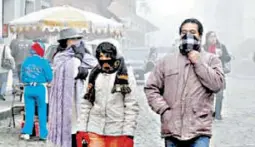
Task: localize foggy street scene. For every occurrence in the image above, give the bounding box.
[0,0,255,147]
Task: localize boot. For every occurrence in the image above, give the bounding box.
[0,95,5,101]
[72,134,77,147]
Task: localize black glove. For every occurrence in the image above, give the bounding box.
[75,66,88,80]
[72,42,86,62]
[127,136,134,140]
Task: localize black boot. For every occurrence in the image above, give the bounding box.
[72,134,77,147]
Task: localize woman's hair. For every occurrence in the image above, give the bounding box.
[58,39,68,49]
[205,31,220,46]
[52,39,68,59]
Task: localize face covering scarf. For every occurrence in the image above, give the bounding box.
[84,42,131,105]
[179,33,201,55]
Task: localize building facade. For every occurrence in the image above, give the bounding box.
[108,0,158,48]
[1,0,51,42]
[52,0,119,21]
[52,0,158,48]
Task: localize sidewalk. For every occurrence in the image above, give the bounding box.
[0,95,23,121]
[0,100,12,121]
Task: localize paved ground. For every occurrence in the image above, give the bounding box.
[211,76,255,147]
[0,59,255,147]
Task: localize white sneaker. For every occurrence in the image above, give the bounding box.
[20,134,30,140]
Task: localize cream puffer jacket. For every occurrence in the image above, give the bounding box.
[78,67,139,137]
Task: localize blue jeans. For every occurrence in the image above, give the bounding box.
[0,72,8,95]
[165,136,210,147]
[21,85,48,139]
[215,90,224,119]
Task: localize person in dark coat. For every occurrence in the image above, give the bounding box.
[203,31,231,120]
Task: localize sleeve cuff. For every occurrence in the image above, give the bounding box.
[122,130,135,136]
[159,105,171,115]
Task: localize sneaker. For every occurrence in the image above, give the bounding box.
[39,138,47,142]
[215,116,223,120]
[20,134,30,140]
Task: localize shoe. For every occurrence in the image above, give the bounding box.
[39,138,47,142]
[27,136,47,142]
[215,115,223,120]
[20,134,30,140]
[0,95,5,101]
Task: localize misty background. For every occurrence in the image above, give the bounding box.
[137,0,253,60]
[0,0,255,146]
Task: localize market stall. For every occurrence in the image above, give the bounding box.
[9,5,124,42]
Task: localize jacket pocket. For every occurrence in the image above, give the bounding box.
[165,69,179,77]
[192,107,213,124]
[89,104,102,116]
[160,109,173,133]
[164,69,179,86]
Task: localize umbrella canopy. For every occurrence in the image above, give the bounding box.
[9,5,123,37]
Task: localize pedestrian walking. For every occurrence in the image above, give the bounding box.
[203,31,231,120]
[10,39,32,84]
[0,40,15,101]
[144,61,155,83]
[144,18,224,147]
[47,28,98,147]
[147,47,158,62]
[144,47,158,83]
[78,41,139,147]
[19,41,52,141]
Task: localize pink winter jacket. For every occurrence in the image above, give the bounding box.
[144,51,224,141]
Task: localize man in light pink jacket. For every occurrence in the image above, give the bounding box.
[144,18,224,147]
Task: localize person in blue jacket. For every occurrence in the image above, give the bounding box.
[20,41,53,141]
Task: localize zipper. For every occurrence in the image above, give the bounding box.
[102,73,111,133]
[86,109,92,131]
[180,65,190,138]
[103,97,108,133]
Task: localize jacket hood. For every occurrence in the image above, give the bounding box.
[89,38,122,58]
[30,42,45,57]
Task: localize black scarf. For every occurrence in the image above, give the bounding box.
[84,42,131,105]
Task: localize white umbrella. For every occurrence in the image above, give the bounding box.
[9,5,123,36]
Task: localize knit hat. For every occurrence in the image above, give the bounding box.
[31,42,45,57]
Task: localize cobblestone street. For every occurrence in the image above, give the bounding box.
[0,60,255,147]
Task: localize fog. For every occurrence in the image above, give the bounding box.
[137,0,254,58]
[2,1,255,146]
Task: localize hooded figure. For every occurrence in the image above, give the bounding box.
[20,42,53,141]
[47,28,98,147]
[77,42,139,147]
